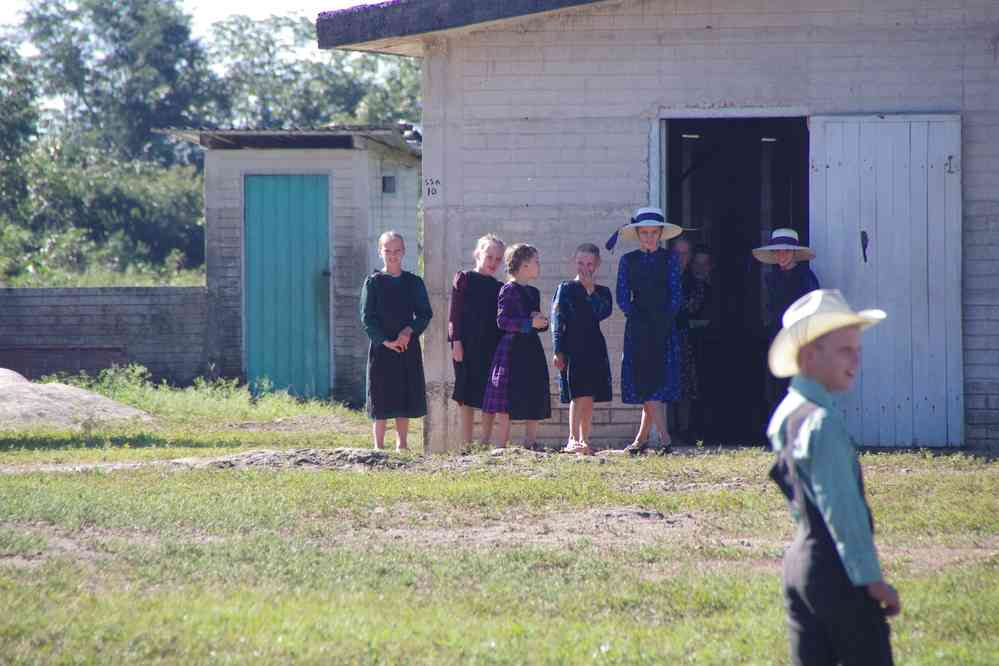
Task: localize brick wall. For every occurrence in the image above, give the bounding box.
[0,287,207,383]
[419,0,999,451]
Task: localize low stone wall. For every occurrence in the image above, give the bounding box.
[0,287,208,384]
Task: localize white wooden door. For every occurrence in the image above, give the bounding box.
[809,115,962,447]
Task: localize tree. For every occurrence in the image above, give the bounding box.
[0,36,38,222]
[355,54,421,125]
[22,0,225,165]
[208,14,367,129]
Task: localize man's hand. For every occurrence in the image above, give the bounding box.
[452,340,464,362]
[866,580,901,617]
[383,340,404,353]
[531,314,549,330]
[553,353,566,370]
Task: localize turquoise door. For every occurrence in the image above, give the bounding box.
[244,174,331,398]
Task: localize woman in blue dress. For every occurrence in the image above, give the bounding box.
[607,207,683,454]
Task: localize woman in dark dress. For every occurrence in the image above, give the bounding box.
[753,228,820,408]
[551,243,613,455]
[482,244,551,448]
[608,207,684,455]
[449,234,505,446]
[361,231,433,451]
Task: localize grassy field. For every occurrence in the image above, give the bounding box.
[1,369,997,664]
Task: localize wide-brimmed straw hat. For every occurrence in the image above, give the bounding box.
[753,228,815,264]
[768,289,886,378]
[605,207,683,251]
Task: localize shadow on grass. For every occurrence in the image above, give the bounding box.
[0,430,245,453]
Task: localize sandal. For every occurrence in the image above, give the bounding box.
[563,440,588,454]
[623,439,650,456]
[656,437,673,456]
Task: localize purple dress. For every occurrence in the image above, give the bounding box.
[482,282,552,420]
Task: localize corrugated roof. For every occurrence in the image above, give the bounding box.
[155,126,422,155]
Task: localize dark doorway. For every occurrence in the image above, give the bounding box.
[666,117,809,445]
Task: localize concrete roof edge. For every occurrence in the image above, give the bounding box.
[316,0,608,51]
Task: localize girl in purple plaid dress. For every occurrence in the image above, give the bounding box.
[482,244,552,448]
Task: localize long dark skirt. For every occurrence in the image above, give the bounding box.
[507,334,552,422]
[366,339,428,419]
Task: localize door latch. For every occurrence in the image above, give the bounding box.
[860,230,869,263]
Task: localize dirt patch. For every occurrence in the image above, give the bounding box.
[0,369,152,431]
[221,414,365,434]
[344,507,703,551]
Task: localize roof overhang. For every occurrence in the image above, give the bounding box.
[155,127,421,157]
[316,0,609,55]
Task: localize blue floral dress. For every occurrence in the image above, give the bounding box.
[616,248,682,404]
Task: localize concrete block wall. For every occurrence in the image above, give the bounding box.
[420,0,999,451]
[0,287,208,383]
[365,141,422,274]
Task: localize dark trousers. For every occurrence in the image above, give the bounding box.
[783,541,893,666]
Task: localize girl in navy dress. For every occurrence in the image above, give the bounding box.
[551,243,613,455]
[361,231,433,450]
[449,234,505,446]
[482,244,551,448]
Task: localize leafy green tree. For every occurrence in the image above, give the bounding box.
[22,0,225,165]
[0,36,38,222]
[208,14,367,128]
[355,54,421,125]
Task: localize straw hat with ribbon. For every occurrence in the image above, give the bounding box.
[768,289,886,378]
[605,207,684,252]
[753,228,815,264]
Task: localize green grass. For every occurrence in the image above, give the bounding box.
[0,370,996,663]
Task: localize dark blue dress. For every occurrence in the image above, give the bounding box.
[551,280,613,404]
[765,263,820,340]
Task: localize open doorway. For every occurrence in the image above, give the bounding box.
[664,117,809,445]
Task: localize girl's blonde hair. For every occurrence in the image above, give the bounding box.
[505,243,538,275]
[474,233,505,257]
[378,230,405,251]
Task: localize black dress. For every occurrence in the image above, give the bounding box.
[551,281,613,404]
[449,270,503,408]
[361,271,433,420]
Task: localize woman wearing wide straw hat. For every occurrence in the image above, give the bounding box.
[754,228,820,340]
[766,289,898,665]
[607,207,683,454]
[755,228,820,408]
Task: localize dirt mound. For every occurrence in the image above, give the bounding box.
[176,447,411,470]
[0,370,152,431]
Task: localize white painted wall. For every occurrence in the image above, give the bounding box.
[419,0,999,451]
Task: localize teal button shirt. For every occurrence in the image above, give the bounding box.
[767,376,883,586]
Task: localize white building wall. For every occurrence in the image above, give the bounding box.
[420,0,999,451]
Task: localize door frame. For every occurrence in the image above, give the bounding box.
[240,169,337,395]
[650,107,809,210]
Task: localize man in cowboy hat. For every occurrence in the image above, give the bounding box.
[767,289,899,666]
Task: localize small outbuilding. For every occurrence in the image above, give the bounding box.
[166,126,421,404]
[318,0,999,452]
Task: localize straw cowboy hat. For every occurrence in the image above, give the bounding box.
[605,207,684,251]
[768,289,886,378]
[753,228,816,264]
